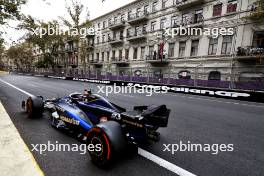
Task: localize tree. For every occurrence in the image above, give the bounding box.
[19,15,64,68]
[6,42,33,71]
[0,0,27,25]
[59,0,91,73]
[248,0,264,24]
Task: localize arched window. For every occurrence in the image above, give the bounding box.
[178,70,191,79]
[208,71,221,80]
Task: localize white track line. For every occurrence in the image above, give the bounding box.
[165,93,264,108]
[138,148,196,176]
[0,79,197,176]
[0,79,34,97]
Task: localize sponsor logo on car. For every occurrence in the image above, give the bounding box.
[60,116,80,125]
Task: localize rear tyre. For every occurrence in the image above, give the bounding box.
[86,121,126,168]
[26,96,44,118]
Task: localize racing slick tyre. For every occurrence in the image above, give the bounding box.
[86,121,126,168]
[25,96,44,118]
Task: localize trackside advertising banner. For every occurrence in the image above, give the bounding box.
[69,77,264,103]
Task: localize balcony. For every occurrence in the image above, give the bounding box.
[236,46,264,61]
[112,57,129,64]
[86,43,94,50]
[65,47,78,53]
[128,11,149,25]
[90,60,103,66]
[145,55,169,64]
[175,0,205,10]
[109,20,126,30]
[109,36,124,45]
[127,30,147,42]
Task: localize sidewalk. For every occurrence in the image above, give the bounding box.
[0,101,44,176]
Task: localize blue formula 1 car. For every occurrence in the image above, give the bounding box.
[22,91,170,167]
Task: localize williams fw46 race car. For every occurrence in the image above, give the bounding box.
[22,91,170,167]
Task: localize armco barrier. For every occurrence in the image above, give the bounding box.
[13,73,264,103]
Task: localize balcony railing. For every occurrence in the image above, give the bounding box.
[108,36,124,45]
[86,43,94,50]
[175,0,205,10]
[127,30,147,41]
[111,57,129,64]
[145,54,169,63]
[65,46,78,53]
[237,46,264,60]
[128,11,149,24]
[109,20,126,30]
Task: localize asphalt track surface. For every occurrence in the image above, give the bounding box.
[0,74,263,176]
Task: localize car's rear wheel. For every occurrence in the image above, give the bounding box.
[26,96,44,118]
[87,128,112,167]
[86,121,126,168]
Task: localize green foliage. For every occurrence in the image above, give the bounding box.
[0,0,27,25]
[19,16,64,52]
[34,54,54,68]
[6,42,33,68]
[248,0,264,24]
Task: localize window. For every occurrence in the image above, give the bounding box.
[194,9,203,23]
[171,16,179,27]
[114,17,117,24]
[178,70,191,79]
[208,71,221,81]
[103,21,106,29]
[102,35,105,43]
[121,14,125,21]
[128,11,132,20]
[127,28,131,37]
[97,36,100,44]
[213,4,222,17]
[143,24,147,33]
[151,21,156,31]
[162,0,167,8]
[149,46,154,56]
[112,50,116,59]
[152,1,158,12]
[141,47,146,60]
[107,33,111,41]
[120,30,123,39]
[144,5,149,14]
[119,50,122,59]
[182,13,190,25]
[208,38,218,55]
[107,51,110,62]
[108,19,111,26]
[97,23,101,29]
[137,8,141,17]
[135,26,140,35]
[227,0,237,13]
[168,43,175,57]
[221,36,233,54]
[160,18,166,29]
[102,52,105,62]
[179,41,186,57]
[133,48,138,60]
[191,40,199,56]
[96,53,99,62]
[125,49,129,60]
